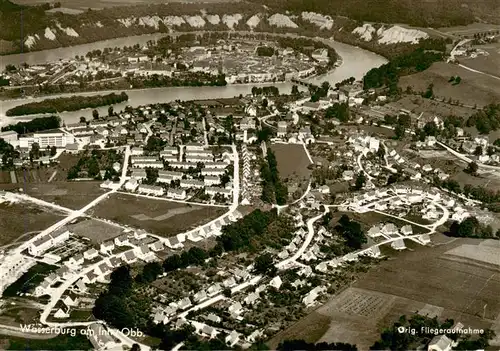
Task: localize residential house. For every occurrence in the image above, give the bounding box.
[428,335,452,351]
[391,239,406,250]
[201,325,218,339]
[121,250,137,264]
[138,184,165,196]
[167,188,187,200]
[400,225,413,236]
[228,302,242,315]
[269,276,283,290]
[303,286,326,306]
[226,331,241,347]
[84,248,99,260]
[88,323,119,350]
[207,283,222,296]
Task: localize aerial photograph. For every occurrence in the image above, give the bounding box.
[0,0,499,350]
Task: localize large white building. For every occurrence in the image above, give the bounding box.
[0,130,19,146]
[19,131,75,149]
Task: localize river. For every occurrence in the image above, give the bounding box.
[0,32,387,127]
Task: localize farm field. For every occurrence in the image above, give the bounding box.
[23,181,106,210]
[91,193,226,237]
[387,95,475,119]
[271,235,500,349]
[0,201,65,246]
[0,154,81,187]
[399,62,500,107]
[270,143,312,180]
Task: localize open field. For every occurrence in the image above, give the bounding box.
[270,143,312,180]
[67,218,123,244]
[0,202,65,246]
[399,62,500,107]
[22,181,106,210]
[272,235,500,349]
[461,43,500,78]
[91,193,226,237]
[387,95,475,119]
[2,332,92,351]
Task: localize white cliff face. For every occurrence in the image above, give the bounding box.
[301,12,334,30]
[268,13,298,28]
[137,16,162,30]
[117,18,135,28]
[222,14,242,29]
[25,34,39,48]
[44,27,57,40]
[163,16,185,26]
[246,14,260,29]
[352,24,429,44]
[184,15,206,28]
[352,23,376,41]
[205,14,221,25]
[377,25,429,44]
[56,23,79,37]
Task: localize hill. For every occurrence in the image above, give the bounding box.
[0,0,447,57]
[247,0,500,27]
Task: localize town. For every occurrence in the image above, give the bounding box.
[0,4,500,351]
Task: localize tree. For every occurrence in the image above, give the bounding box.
[422,83,434,99]
[108,265,133,296]
[354,172,366,190]
[108,106,114,117]
[262,98,268,108]
[50,146,57,157]
[291,85,299,95]
[394,124,406,139]
[466,161,478,175]
[92,109,99,120]
[79,116,87,124]
[254,253,277,276]
[474,145,483,156]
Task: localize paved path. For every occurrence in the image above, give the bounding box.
[437,141,500,171]
[458,63,500,81]
[277,207,328,269]
[115,191,230,208]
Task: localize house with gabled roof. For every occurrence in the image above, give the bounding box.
[223,276,236,288]
[121,250,137,264]
[83,271,98,284]
[108,256,121,268]
[269,276,283,290]
[193,290,208,303]
[207,283,222,296]
[149,241,164,252]
[100,241,115,254]
[391,239,406,250]
[201,325,218,339]
[84,248,99,261]
[400,225,413,236]
[244,292,259,306]
[226,330,241,347]
[165,236,183,249]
